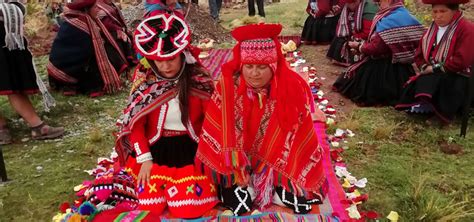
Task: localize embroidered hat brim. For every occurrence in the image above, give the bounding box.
[134,13,191,61]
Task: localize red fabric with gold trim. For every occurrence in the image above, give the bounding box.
[133,13,191,61]
[126,158,218,218]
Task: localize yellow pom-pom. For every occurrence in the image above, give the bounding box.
[140,57,151,69]
[52,213,66,222]
[387,211,399,221]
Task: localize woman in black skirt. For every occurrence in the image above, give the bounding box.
[333,0,425,106]
[0,0,64,145]
[301,0,344,45]
[395,0,474,124]
[326,0,377,66]
[48,0,134,97]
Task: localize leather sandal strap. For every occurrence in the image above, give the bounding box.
[30,122,46,131]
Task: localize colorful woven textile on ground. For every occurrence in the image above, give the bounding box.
[55,47,372,222]
[90,122,349,222]
[201,49,233,80]
[94,210,338,222]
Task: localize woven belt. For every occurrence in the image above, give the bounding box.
[162,129,187,137]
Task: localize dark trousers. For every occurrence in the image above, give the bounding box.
[248,0,265,17]
[209,0,223,20]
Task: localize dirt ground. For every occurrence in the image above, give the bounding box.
[27,27,57,56]
[27,3,232,56]
[25,2,473,117]
[120,2,232,43]
[299,44,356,116]
[185,4,233,43]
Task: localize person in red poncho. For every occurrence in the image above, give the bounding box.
[115,13,218,218]
[195,23,328,216]
[396,0,474,124]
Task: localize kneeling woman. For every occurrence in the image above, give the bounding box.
[196,23,327,215]
[333,0,425,106]
[115,14,218,218]
[301,0,344,44]
[396,0,474,123]
[48,0,134,97]
[326,0,378,66]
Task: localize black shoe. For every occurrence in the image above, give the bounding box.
[220,185,253,215]
[275,187,311,214]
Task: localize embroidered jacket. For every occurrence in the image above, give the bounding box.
[115,65,214,165]
[130,91,211,163]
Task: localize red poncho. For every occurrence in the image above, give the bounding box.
[195,24,326,208]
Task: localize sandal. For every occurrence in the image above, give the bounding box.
[0,127,12,145]
[31,122,64,140]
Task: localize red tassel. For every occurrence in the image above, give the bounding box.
[346,186,357,192]
[366,211,379,219]
[59,202,71,213]
[352,194,369,203]
[341,193,369,205]
[330,149,344,162]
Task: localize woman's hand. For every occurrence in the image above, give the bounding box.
[420,65,433,75]
[412,63,421,75]
[137,160,153,188]
[348,41,360,49]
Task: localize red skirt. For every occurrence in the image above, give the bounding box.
[126,159,219,218]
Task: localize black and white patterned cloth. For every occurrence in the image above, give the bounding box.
[220,185,323,215]
[0,0,25,50]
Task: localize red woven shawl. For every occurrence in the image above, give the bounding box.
[195,43,326,198]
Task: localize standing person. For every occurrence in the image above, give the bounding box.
[248,0,265,17]
[327,0,378,66]
[301,0,345,44]
[209,0,223,21]
[144,0,185,17]
[115,13,218,218]
[396,0,474,124]
[195,23,328,216]
[332,0,425,106]
[48,0,134,97]
[0,0,64,144]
